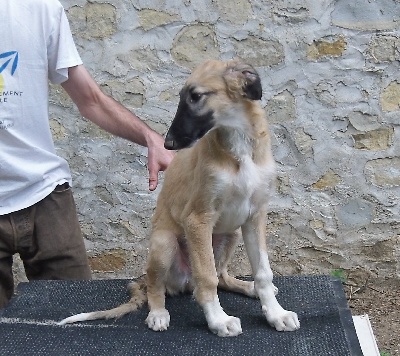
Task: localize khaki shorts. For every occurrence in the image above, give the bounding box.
[0,183,92,308]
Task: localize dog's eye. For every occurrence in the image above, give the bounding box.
[189,92,202,103]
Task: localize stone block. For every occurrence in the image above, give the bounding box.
[101,79,145,108]
[88,249,127,272]
[347,111,381,132]
[214,0,253,25]
[336,198,374,229]
[381,81,400,112]
[119,48,162,72]
[293,128,315,156]
[368,35,400,63]
[265,90,296,124]
[272,4,309,24]
[352,127,394,151]
[362,237,397,261]
[137,9,178,31]
[172,24,219,69]
[365,157,400,187]
[233,37,284,67]
[314,82,336,106]
[332,0,400,30]
[312,170,341,190]
[67,3,117,39]
[307,36,347,60]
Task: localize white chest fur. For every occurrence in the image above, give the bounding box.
[213,155,275,233]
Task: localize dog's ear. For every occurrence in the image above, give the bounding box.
[224,61,262,100]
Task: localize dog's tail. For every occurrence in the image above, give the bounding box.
[57,278,147,325]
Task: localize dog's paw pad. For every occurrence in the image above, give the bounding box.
[262,306,300,332]
[145,309,170,331]
[210,316,242,337]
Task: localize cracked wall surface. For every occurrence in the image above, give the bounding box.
[15,0,400,283]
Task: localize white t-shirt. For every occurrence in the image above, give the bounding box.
[0,0,83,215]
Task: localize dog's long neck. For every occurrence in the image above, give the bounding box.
[215,127,254,161]
[210,102,271,165]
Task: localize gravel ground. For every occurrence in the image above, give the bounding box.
[344,277,400,356]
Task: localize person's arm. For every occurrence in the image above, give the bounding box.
[61,65,174,191]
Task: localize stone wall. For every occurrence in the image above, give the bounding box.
[17,0,398,283]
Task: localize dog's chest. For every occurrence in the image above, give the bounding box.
[213,156,274,233]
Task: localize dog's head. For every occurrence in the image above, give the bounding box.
[164,59,262,150]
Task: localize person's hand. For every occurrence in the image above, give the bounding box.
[146,131,175,191]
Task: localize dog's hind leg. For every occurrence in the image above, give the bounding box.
[241,211,300,332]
[145,229,179,332]
[213,231,257,298]
[218,272,256,297]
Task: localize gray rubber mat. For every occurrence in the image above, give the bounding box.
[0,275,362,355]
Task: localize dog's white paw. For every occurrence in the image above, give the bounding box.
[203,297,242,336]
[208,315,242,337]
[145,309,170,331]
[262,305,300,332]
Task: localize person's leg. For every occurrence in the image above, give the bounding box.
[0,214,16,308]
[0,255,13,308]
[21,184,92,281]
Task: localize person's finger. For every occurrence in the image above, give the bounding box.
[148,166,158,191]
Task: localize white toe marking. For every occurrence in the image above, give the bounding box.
[145,309,170,331]
[203,297,242,337]
[262,305,300,331]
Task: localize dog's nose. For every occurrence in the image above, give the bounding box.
[164,140,175,150]
[164,130,176,149]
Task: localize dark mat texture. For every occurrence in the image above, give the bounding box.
[0,275,362,355]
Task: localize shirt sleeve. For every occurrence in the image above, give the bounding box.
[47,5,83,84]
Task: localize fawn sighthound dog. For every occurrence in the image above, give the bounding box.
[59,59,300,337]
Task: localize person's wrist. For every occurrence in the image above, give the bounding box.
[145,129,163,150]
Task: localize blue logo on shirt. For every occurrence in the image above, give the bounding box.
[0,51,19,75]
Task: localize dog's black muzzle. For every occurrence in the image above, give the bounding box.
[164,100,214,150]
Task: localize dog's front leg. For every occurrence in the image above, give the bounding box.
[145,230,177,331]
[185,214,242,337]
[241,212,300,332]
